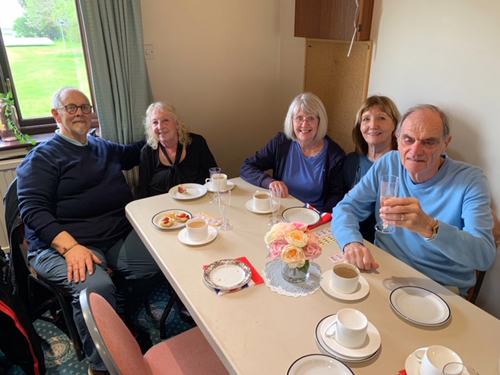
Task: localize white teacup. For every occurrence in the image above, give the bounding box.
[185,218,208,242]
[414,346,462,375]
[331,263,360,294]
[206,173,227,191]
[252,191,270,211]
[324,308,368,349]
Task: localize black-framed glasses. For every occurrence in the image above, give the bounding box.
[59,104,93,114]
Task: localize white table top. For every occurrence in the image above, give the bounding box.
[126,178,500,374]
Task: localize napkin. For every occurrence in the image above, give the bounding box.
[194,212,222,226]
[203,257,264,296]
[304,203,332,229]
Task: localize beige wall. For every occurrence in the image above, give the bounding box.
[141,0,305,178]
[141,0,500,318]
[368,0,500,318]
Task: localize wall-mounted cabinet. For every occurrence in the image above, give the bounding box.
[295,0,374,41]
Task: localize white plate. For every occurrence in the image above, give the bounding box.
[177,226,217,246]
[390,286,451,326]
[244,199,278,214]
[168,183,207,200]
[315,333,380,364]
[203,259,252,290]
[282,207,321,226]
[151,209,192,230]
[316,314,381,360]
[404,352,420,375]
[204,180,235,192]
[287,354,353,375]
[320,271,370,301]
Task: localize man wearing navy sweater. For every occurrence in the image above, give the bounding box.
[17,87,160,375]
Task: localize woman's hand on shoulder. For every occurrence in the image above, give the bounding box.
[269,181,289,198]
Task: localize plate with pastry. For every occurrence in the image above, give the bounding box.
[152,209,193,230]
[169,183,208,200]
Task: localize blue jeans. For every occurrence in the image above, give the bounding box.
[29,229,161,371]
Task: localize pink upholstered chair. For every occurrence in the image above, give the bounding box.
[80,288,228,375]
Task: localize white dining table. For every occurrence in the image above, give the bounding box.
[126,177,500,375]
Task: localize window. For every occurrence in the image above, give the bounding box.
[0,0,95,136]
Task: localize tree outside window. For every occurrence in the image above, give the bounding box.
[0,0,94,136]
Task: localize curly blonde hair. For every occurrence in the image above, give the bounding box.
[143,102,191,150]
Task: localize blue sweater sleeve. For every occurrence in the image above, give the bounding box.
[240,133,284,188]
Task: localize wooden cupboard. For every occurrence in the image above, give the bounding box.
[295,0,374,41]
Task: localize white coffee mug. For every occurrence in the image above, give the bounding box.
[331,263,360,294]
[185,218,208,242]
[414,346,462,375]
[205,173,227,191]
[324,308,368,349]
[252,191,270,211]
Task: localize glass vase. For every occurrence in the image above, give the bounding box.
[281,260,310,284]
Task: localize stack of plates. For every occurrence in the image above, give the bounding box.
[315,314,381,363]
[389,286,451,326]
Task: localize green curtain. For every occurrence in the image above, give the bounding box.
[80,0,152,143]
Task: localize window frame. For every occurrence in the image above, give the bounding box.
[0,0,98,137]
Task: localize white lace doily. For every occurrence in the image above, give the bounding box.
[262,260,322,297]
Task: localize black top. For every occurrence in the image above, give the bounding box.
[137,133,217,198]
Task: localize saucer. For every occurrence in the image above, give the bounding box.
[244,199,278,214]
[205,180,235,192]
[315,333,380,363]
[404,352,419,375]
[320,271,370,301]
[287,354,354,375]
[316,314,381,360]
[177,226,217,245]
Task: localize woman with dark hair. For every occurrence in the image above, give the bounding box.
[344,95,401,242]
[240,92,345,213]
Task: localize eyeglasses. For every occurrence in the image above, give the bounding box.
[293,115,318,123]
[59,104,93,114]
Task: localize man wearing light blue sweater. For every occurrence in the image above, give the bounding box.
[332,104,496,295]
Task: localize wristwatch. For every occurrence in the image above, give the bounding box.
[424,219,439,241]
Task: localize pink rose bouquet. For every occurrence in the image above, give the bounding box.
[264,222,321,273]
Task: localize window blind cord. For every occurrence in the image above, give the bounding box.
[347,0,360,57]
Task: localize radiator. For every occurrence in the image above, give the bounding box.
[0,157,24,251]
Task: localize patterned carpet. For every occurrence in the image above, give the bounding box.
[0,283,193,375]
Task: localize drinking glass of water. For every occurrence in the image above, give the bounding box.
[268,188,281,226]
[218,190,233,230]
[208,167,221,204]
[374,175,399,234]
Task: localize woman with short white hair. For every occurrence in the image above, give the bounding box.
[240,92,345,213]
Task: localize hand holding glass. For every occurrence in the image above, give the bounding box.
[218,190,233,230]
[375,175,399,234]
[268,188,281,226]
